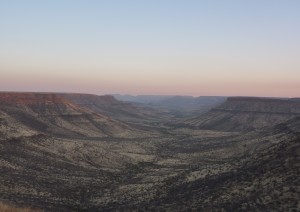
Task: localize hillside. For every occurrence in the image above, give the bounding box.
[0,93,299,211]
[136,117,300,211]
[60,93,168,124]
[0,92,140,138]
[183,97,300,131]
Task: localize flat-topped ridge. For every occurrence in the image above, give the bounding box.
[0,92,69,105]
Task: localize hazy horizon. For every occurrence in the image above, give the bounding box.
[1,1,299,97]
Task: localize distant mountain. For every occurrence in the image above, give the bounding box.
[290,98,300,102]
[113,94,226,116]
[182,97,300,131]
[112,94,174,104]
[0,92,140,138]
[155,96,226,113]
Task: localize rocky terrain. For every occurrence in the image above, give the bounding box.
[0,93,299,211]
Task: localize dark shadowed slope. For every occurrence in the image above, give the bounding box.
[0,92,141,138]
[182,97,300,131]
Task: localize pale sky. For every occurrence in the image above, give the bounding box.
[1,0,299,97]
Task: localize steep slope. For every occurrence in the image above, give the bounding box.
[135,117,300,211]
[60,93,167,124]
[183,97,300,131]
[0,92,139,138]
[0,134,146,211]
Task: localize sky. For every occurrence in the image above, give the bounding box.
[1,0,300,97]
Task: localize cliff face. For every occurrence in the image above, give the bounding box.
[183,97,300,131]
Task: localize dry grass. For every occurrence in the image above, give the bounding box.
[0,202,38,212]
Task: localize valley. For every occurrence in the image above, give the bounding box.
[0,92,299,211]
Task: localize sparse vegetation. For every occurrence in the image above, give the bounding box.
[0,93,299,211]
